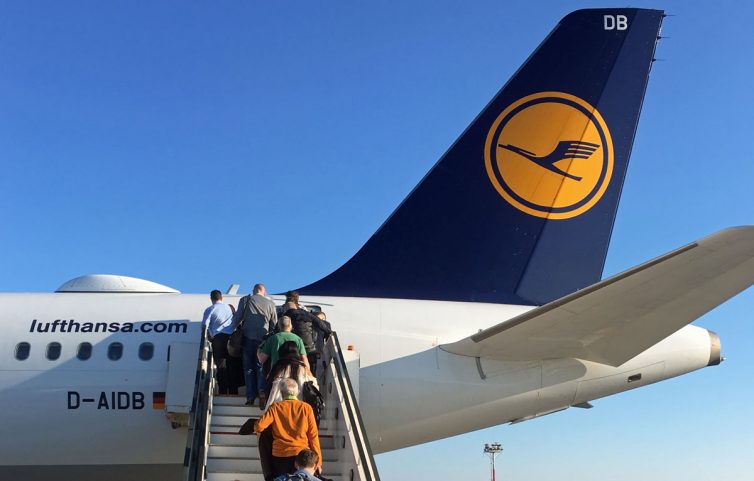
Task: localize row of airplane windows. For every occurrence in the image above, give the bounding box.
[13,341,155,361]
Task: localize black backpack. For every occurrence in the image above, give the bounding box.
[302,381,325,427]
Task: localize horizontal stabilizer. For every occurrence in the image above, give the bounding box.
[441,227,754,366]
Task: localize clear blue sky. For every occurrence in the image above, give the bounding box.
[1,1,752,479]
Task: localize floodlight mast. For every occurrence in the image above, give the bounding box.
[483,443,503,481]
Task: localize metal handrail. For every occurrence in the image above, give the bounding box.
[327,332,381,481]
[183,330,214,481]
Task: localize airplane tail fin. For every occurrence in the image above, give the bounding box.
[299,9,665,305]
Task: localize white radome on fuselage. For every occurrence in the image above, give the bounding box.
[0,289,715,472]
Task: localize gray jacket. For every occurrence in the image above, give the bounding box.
[233,293,278,341]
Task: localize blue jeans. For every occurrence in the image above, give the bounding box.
[242,338,265,401]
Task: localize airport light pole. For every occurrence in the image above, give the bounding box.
[483,442,503,481]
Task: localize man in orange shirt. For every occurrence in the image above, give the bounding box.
[255,378,322,478]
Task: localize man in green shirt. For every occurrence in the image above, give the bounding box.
[258,316,311,373]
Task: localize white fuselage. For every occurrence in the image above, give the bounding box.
[0,292,715,480]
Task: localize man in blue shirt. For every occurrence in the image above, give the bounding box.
[203,290,235,394]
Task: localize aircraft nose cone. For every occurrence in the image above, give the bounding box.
[707,329,723,366]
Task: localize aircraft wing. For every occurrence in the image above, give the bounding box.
[441,227,754,367]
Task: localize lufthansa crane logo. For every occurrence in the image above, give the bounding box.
[484,92,614,219]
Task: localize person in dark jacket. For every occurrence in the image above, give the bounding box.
[313,311,331,356]
[283,301,331,375]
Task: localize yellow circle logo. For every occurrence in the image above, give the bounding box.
[484,92,614,219]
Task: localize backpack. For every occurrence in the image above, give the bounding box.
[302,381,325,427]
[227,296,249,358]
[273,472,332,481]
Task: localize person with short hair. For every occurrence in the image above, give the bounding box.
[255,379,322,478]
[285,290,300,306]
[258,316,310,373]
[233,283,278,407]
[202,290,236,394]
[273,449,320,481]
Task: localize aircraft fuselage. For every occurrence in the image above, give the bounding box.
[0,291,717,480]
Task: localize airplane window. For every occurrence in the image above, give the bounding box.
[107,342,123,361]
[77,342,93,360]
[138,342,154,361]
[15,342,31,361]
[46,342,62,361]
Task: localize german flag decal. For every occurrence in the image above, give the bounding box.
[153,392,166,409]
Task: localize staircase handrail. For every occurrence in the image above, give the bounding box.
[183,329,214,481]
[327,331,381,481]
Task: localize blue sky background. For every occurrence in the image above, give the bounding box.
[1,1,753,479]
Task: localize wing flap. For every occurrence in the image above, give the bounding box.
[441,227,754,366]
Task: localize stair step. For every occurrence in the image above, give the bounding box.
[208,446,256,460]
[211,415,330,433]
[211,415,256,428]
[207,458,263,473]
[213,395,252,406]
[213,405,264,416]
[206,473,344,481]
[210,433,337,450]
[210,433,258,447]
[208,445,339,462]
[206,473,265,481]
[208,446,256,459]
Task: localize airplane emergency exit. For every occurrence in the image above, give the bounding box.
[1,8,753,481]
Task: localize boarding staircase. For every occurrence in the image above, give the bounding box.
[182,328,380,481]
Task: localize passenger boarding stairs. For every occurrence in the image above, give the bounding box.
[184,329,380,481]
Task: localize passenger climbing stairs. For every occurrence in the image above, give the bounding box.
[183,329,380,481]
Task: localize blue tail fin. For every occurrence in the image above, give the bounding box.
[299,9,664,305]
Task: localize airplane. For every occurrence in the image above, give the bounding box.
[2,7,753,481]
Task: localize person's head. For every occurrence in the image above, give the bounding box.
[316,311,326,321]
[295,449,319,472]
[283,301,297,313]
[253,283,266,296]
[285,290,300,306]
[280,316,293,332]
[210,290,222,303]
[281,378,299,398]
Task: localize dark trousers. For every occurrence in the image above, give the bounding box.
[258,428,274,481]
[307,351,319,376]
[271,455,296,478]
[242,338,265,401]
[210,333,231,394]
[226,355,242,395]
